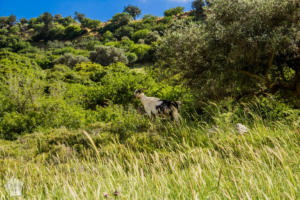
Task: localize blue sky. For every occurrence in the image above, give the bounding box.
[0,0,193,21]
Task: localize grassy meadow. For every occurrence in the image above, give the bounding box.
[1,110,299,199]
[0,0,299,199]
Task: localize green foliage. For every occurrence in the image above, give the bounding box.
[102,30,114,42]
[0,15,16,28]
[89,45,128,66]
[58,16,74,26]
[52,47,90,57]
[0,29,31,52]
[55,53,90,68]
[142,14,158,22]
[164,7,184,17]
[192,0,207,20]
[72,36,103,50]
[0,5,300,200]
[114,25,134,39]
[124,5,141,20]
[104,13,132,33]
[0,111,36,140]
[64,25,85,40]
[36,54,57,69]
[48,24,65,40]
[132,29,151,42]
[157,0,299,102]
[200,97,300,127]
[75,11,101,30]
[130,43,151,61]
[0,52,42,78]
[83,19,101,30]
[126,52,138,64]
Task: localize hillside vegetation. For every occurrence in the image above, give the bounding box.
[0,0,299,199]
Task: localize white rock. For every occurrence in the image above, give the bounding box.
[208,126,219,134]
[236,123,248,134]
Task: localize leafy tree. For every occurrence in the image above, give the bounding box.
[54,14,63,22]
[111,13,131,28]
[19,18,28,25]
[89,45,128,66]
[48,24,65,40]
[58,16,74,26]
[157,0,300,103]
[82,19,101,30]
[19,18,28,32]
[100,13,131,34]
[74,11,86,23]
[74,11,101,30]
[7,15,16,27]
[192,0,206,20]
[124,5,141,20]
[164,7,184,17]
[64,25,84,40]
[40,12,53,30]
[0,15,16,28]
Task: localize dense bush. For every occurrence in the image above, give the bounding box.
[36,55,57,69]
[126,52,138,64]
[0,1,299,144]
[130,43,151,61]
[157,0,300,103]
[55,53,90,68]
[64,25,85,40]
[114,25,134,39]
[104,13,132,32]
[132,29,151,42]
[89,45,128,66]
[52,47,89,57]
[81,19,101,30]
[164,7,184,17]
[0,30,31,52]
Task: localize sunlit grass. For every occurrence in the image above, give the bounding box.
[0,121,299,199]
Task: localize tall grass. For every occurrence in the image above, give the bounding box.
[0,119,299,199]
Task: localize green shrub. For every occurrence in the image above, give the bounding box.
[89,45,128,66]
[129,44,151,61]
[36,55,56,69]
[81,19,101,30]
[114,26,134,39]
[64,25,84,40]
[0,33,31,52]
[55,53,89,68]
[132,29,151,42]
[126,52,138,64]
[164,7,184,17]
[110,13,131,29]
[48,24,65,40]
[0,52,43,79]
[102,31,114,42]
[0,111,37,140]
[53,47,89,57]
